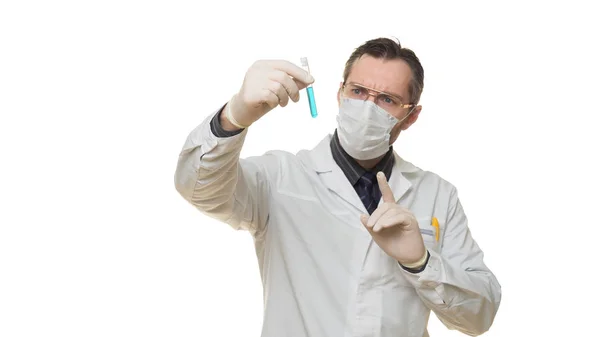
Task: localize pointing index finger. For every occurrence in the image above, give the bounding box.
[376,171,395,203]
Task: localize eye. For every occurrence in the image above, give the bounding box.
[351,86,367,96]
[380,95,396,105]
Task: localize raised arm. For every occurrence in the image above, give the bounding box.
[174,59,314,235]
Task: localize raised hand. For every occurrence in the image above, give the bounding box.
[225,60,315,129]
[360,172,427,266]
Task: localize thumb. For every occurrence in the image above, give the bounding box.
[360,214,374,235]
[294,78,312,91]
[360,214,369,227]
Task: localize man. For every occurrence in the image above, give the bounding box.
[174,37,501,337]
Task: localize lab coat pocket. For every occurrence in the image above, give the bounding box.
[416,216,440,251]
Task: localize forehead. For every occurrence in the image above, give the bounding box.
[346,55,412,98]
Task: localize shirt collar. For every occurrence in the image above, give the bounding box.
[330,129,395,186]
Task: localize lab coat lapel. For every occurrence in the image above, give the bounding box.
[307,135,417,212]
[308,135,368,213]
[323,165,367,213]
[384,152,414,205]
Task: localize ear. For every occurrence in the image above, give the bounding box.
[400,105,422,131]
[337,82,344,105]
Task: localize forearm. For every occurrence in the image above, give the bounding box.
[175,105,245,213]
[174,104,276,234]
[401,250,501,335]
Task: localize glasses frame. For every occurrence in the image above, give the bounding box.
[341,82,416,110]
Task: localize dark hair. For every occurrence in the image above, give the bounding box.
[343,37,425,104]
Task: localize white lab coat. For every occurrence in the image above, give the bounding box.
[174,109,502,337]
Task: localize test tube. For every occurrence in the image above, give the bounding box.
[300,57,318,118]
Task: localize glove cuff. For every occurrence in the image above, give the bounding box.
[401,249,429,269]
[224,100,250,129]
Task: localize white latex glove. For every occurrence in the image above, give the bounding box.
[360,172,428,267]
[226,60,315,128]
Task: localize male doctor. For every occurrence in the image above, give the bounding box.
[174,37,501,337]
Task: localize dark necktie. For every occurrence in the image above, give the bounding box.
[355,171,382,215]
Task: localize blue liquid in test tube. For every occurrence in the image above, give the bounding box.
[306,86,318,118]
[301,57,318,118]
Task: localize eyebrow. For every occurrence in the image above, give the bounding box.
[350,82,405,102]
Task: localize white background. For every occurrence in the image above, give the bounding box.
[1,0,599,336]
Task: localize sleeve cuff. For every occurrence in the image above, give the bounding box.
[210,103,245,138]
[397,250,449,308]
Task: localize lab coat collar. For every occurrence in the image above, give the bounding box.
[307,134,418,212]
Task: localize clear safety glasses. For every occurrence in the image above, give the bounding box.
[341,82,416,116]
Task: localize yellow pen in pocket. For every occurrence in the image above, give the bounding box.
[432,217,440,242]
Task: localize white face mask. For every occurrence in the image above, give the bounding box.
[336,97,409,160]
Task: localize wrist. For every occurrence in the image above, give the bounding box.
[219,104,244,131]
[400,249,429,269]
[222,95,251,130]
